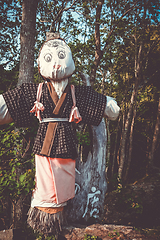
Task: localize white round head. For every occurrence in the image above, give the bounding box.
[37,39,75,81]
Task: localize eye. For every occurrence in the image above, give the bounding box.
[44,53,52,62]
[58,50,66,59]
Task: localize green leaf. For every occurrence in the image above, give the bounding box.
[19,174,25,182]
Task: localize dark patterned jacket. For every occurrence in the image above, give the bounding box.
[3,83,106,159]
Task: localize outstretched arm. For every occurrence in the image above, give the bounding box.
[104,96,120,120]
[0,95,13,125]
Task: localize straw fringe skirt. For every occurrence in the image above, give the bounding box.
[27,155,75,235]
[27,207,64,236]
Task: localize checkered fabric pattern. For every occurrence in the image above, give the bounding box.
[3,83,106,159]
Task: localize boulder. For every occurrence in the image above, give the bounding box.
[61,224,150,239]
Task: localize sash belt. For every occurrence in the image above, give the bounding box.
[40,118,69,123]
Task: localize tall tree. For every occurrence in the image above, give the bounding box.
[110,0,160,182]
[149,96,160,168]
[14,0,40,227]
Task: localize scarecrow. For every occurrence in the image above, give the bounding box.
[0,32,120,236]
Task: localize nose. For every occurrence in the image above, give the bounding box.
[53,65,61,69]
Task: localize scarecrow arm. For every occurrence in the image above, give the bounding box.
[0,95,13,125]
[104,96,120,120]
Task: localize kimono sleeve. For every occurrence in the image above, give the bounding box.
[75,86,106,126]
[2,83,37,127]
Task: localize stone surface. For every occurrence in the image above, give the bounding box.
[60,224,153,240]
[0,229,24,240]
[1,224,159,239]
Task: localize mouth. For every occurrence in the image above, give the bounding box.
[53,65,61,70]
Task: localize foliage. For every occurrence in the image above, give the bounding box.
[0,155,35,201]
[76,128,91,146]
[104,174,160,228]
[0,64,19,94]
[0,119,38,229]
[84,234,100,240]
[115,187,144,216]
[0,0,21,69]
[36,233,56,240]
[108,231,120,239]
[76,124,91,161]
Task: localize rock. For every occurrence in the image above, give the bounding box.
[1,224,158,239]
[60,224,149,240]
[65,73,107,223]
[0,229,24,240]
[66,120,107,223]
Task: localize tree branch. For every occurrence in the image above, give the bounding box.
[49,0,76,32]
[64,0,76,11]
[90,0,104,86]
[90,1,138,85]
[102,1,138,54]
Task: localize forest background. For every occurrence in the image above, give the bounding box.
[0,0,160,235]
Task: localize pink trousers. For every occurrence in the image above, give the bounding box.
[32,155,76,204]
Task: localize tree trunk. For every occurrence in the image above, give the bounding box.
[118,83,138,181]
[149,97,160,167]
[111,114,121,177]
[124,104,137,182]
[13,0,39,228]
[66,73,107,223]
[18,0,39,86]
[118,41,142,181]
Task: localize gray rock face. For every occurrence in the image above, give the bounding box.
[66,120,107,223]
[66,73,107,223]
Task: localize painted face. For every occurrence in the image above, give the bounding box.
[38,39,75,80]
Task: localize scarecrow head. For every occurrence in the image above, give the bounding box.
[37,33,75,81]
